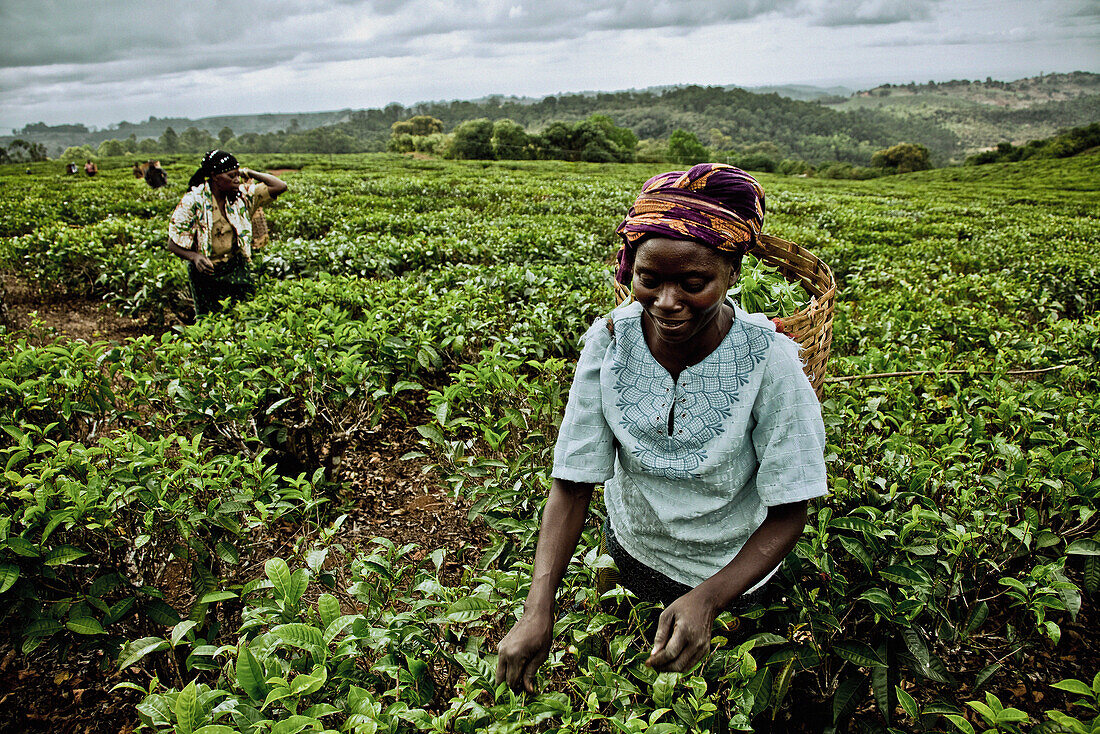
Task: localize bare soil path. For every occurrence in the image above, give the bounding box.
[2,274,155,344]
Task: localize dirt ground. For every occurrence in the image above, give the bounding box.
[2,274,153,343]
[0,276,486,733]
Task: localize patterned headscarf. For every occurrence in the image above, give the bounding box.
[188,149,239,190]
[614,163,765,288]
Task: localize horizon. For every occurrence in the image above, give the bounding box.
[6,70,1095,134]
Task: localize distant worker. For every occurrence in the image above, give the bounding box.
[144,160,168,189]
[84,159,97,176]
[167,150,287,316]
[67,162,78,175]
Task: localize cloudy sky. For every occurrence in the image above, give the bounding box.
[1,0,1097,130]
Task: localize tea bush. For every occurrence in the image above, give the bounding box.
[1,425,326,654]
[1,153,1098,730]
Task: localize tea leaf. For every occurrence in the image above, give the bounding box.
[0,564,18,594]
[236,647,269,703]
[174,682,201,734]
[833,641,885,669]
[65,617,106,635]
[118,636,170,669]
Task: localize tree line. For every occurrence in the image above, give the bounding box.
[31,86,1095,176]
[11,78,1098,166]
[22,85,970,166]
[965,122,1100,165]
[335,85,962,164]
[0,139,49,164]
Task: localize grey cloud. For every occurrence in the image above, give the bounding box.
[0,0,349,67]
[3,0,1093,130]
[2,0,884,73]
[1065,1,1100,19]
[2,36,421,95]
[801,0,942,27]
[321,1,799,50]
[865,22,1099,48]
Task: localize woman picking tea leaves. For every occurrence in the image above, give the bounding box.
[497,164,827,690]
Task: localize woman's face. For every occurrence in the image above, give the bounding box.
[210,168,240,195]
[632,237,736,348]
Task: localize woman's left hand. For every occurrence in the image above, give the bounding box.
[645,590,719,672]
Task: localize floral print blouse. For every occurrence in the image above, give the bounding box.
[168,181,271,260]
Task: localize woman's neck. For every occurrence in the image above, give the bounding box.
[644,302,734,382]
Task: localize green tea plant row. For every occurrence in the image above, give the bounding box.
[0,153,1098,731]
[0,260,610,656]
[1,161,628,321]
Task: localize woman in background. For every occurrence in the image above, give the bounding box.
[167,150,287,316]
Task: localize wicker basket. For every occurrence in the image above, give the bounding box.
[750,234,836,401]
[613,234,836,400]
[251,207,269,250]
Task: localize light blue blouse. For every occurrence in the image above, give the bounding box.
[552,300,828,589]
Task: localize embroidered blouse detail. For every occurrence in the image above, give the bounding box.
[611,313,769,479]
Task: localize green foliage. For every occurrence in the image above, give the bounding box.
[60,145,97,162]
[448,118,495,160]
[1,152,1098,731]
[13,75,1096,162]
[97,139,125,157]
[128,549,768,733]
[160,127,179,153]
[491,119,532,160]
[2,139,49,163]
[871,142,933,173]
[667,129,709,165]
[966,121,1100,165]
[0,390,325,651]
[389,116,449,156]
[1045,673,1100,733]
[733,255,809,317]
[391,115,444,137]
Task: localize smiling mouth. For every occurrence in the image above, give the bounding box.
[653,316,687,329]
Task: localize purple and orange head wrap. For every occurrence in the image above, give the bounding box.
[614,163,765,288]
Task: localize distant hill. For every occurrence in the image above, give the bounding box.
[744,84,855,101]
[4,73,1096,163]
[2,111,354,156]
[832,72,1099,109]
[822,72,1100,152]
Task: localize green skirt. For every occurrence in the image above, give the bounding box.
[188,254,255,316]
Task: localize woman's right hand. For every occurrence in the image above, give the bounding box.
[191,253,214,275]
[495,609,554,694]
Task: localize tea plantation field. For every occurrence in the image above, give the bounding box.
[0,153,1098,732]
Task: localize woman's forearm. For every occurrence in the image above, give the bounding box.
[242,168,288,196]
[692,500,808,612]
[167,240,198,261]
[524,478,596,616]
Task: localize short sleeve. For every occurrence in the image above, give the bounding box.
[244,181,273,213]
[751,334,828,506]
[167,191,200,250]
[551,317,616,484]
